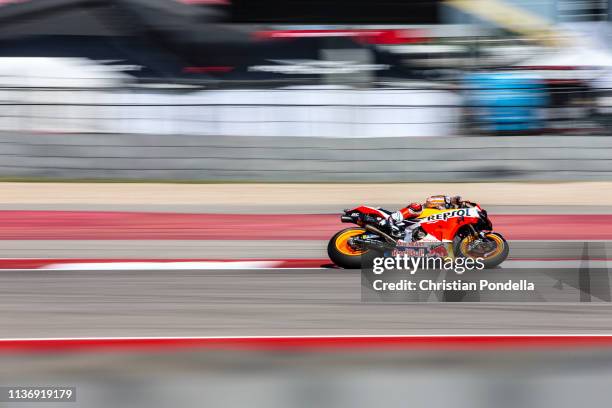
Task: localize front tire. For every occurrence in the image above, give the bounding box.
[327,228,368,269]
[454,232,509,269]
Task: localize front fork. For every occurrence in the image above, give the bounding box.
[466,226,495,252]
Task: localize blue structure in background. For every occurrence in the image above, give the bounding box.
[463,72,548,133]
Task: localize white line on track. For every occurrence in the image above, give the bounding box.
[40,261,283,270]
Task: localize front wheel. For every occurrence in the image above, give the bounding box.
[454,232,509,269]
[327,228,368,269]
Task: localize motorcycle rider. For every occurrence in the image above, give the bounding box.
[377,195,465,240]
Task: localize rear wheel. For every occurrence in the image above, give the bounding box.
[454,232,509,269]
[327,228,368,269]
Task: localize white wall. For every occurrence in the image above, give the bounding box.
[0,87,461,138]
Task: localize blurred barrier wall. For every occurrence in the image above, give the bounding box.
[5,348,612,408]
[1,132,611,181]
[0,88,461,138]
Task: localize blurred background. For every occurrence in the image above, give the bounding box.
[0,0,610,180]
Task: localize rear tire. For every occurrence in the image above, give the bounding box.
[454,232,509,269]
[327,228,368,269]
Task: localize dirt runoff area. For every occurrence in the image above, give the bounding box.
[0,182,607,207]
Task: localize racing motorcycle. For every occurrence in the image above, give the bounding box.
[327,203,509,269]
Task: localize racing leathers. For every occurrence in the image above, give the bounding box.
[378,196,466,241]
[376,202,423,240]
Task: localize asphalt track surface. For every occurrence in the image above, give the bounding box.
[2,268,612,338]
[2,200,612,407]
[0,240,608,259]
[0,207,610,338]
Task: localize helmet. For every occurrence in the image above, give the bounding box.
[407,202,423,215]
[449,195,462,207]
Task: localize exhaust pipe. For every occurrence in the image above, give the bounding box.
[365,225,397,245]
